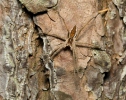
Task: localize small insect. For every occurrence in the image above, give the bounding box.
[47,9,108,73]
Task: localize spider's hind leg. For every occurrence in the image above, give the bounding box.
[72,43,78,74]
[50,43,66,60]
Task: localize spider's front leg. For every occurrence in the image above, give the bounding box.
[75,8,109,40]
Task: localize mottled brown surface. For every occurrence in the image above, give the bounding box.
[34,0,111,99]
[0,0,45,99]
[0,0,126,100]
[34,0,105,71]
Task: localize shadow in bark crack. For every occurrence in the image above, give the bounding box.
[104,72,110,81]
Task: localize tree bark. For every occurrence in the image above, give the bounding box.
[0,0,126,100]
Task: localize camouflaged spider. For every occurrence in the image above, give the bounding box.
[48,9,108,73]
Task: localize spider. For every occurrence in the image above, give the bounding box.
[46,9,108,73]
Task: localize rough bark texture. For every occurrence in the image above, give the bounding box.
[0,0,126,100]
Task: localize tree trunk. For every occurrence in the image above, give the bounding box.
[0,0,126,100]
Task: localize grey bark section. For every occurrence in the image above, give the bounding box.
[112,0,126,24]
[0,0,41,99]
[0,2,7,98]
[102,1,126,100]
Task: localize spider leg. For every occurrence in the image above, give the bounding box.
[98,9,109,14]
[50,43,66,60]
[75,41,105,50]
[76,9,108,40]
[36,23,66,41]
[72,42,82,90]
[75,14,98,40]
[56,11,70,38]
[72,42,78,74]
[44,33,66,41]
